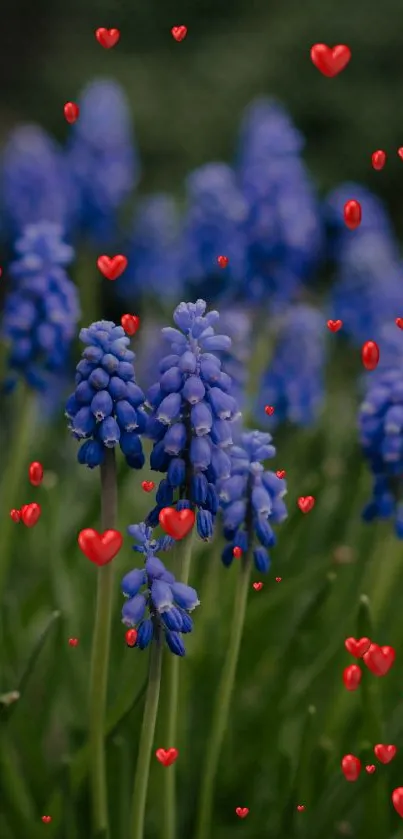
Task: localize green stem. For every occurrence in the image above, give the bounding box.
[0,384,36,600]
[164,529,195,839]
[75,249,101,329]
[194,551,253,839]
[89,449,117,838]
[130,631,164,839]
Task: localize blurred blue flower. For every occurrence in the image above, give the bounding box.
[66,319,147,469]
[67,79,139,245]
[180,164,248,299]
[0,125,78,237]
[236,99,323,305]
[218,430,287,571]
[218,307,253,410]
[118,194,183,301]
[257,304,326,427]
[1,222,80,391]
[145,299,240,539]
[133,319,167,394]
[121,523,200,655]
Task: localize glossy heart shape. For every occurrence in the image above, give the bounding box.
[341,754,361,782]
[264,405,275,415]
[276,470,286,478]
[235,807,249,819]
[125,628,138,647]
[343,664,362,691]
[217,255,229,268]
[371,150,386,170]
[363,643,395,676]
[141,481,155,492]
[365,765,376,774]
[275,577,282,582]
[233,546,243,558]
[396,318,403,330]
[28,460,44,486]
[156,747,178,766]
[344,637,371,658]
[64,102,79,124]
[344,199,362,230]
[362,340,380,371]
[78,529,123,566]
[97,254,128,281]
[398,148,403,161]
[9,509,21,522]
[159,507,195,540]
[171,26,187,41]
[121,313,140,335]
[95,28,120,48]
[311,44,351,77]
[21,503,41,527]
[297,805,305,811]
[253,582,263,591]
[392,788,403,818]
[327,319,343,332]
[68,638,79,647]
[298,496,315,513]
[41,815,52,823]
[374,744,397,764]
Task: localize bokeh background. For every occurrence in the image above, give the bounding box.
[2,1,403,838]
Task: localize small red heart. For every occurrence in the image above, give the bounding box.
[156,747,178,767]
[392,787,403,818]
[396,318,403,330]
[341,754,361,782]
[371,150,386,170]
[97,254,128,281]
[9,509,21,522]
[365,765,376,774]
[362,340,380,371]
[310,44,351,77]
[398,148,403,161]
[95,28,120,48]
[344,637,371,658]
[159,507,195,540]
[344,199,362,230]
[64,102,79,124]
[121,313,140,335]
[297,496,315,513]
[125,628,138,647]
[78,529,123,566]
[363,643,395,676]
[141,481,155,493]
[327,319,343,333]
[171,26,187,42]
[217,255,229,268]
[276,470,286,479]
[28,461,44,486]
[275,577,282,582]
[233,546,243,558]
[68,637,79,647]
[253,582,263,591]
[374,744,397,764]
[41,815,52,823]
[21,503,41,527]
[297,805,305,811]
[264,405,275,415]
[235,807,249,819]
[343,664,362,691]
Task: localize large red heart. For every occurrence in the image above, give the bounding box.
[344,637,371,658]
[392,788,403,818]
[363,643,395,676]
[21,503,41,527]
[95,28,120,49]
[156,748,178,766]
[327,319,343,333]
[171,26,187,42]
[374,744,397,764]
[310,44,351,78]
[235,808,249,819]
[158,507,195,540]
[297,496,315,513]
[78,529,123,566]
[97,254,128,281]
[341,754,361,782]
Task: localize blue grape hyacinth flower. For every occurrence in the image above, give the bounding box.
[66,320,147,469]
[218,430,287,571]
[1,222,80,391]
[67,79,139,245]
[145,299,240,540]
[257,304,326,428]
[121,522,200,655]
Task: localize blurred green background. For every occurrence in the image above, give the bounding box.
[2,2,403,839]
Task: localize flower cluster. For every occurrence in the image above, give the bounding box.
[1,222,80,391]
[146,299,240,539]
[66,320,146,469]
[218,430,287,571]
[121,523,200,656]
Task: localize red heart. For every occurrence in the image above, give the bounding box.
[297,805,305,811]
[21,503,41,527]
[298,496,315,513]
[371,150,386,171]
[363,643,395,676]
[233,546,243,558]
[95,28,120,48]
[97,254,128,281]
[64,102,79,124]
[310,44,351,77]
[159,507,195,540]
[171,26,187,42]
[344,636,371,658]
[235,807,249,819]
[217,255,229,268]
[392,788,403,818]
[78,529,123,566]
[276,470,286,479]
[141,481,155,492]
[10,508,21,522]
[398,148,403,161]
[121,313,140,335]
[275,577,282,582]
[365,765,376,774]
[396,318,403,330]
[264,405,274,415]
[327,319,343,333]
[68,638,79,647]
[341,754,361,782]
[374,744,397,764]
[28,460,44,486]
[362,340,380,371]
[156,747,178,766]
[125,628,138,647]
[253,582,263,591]
[343,664,362,691]
[41,815,52,823]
